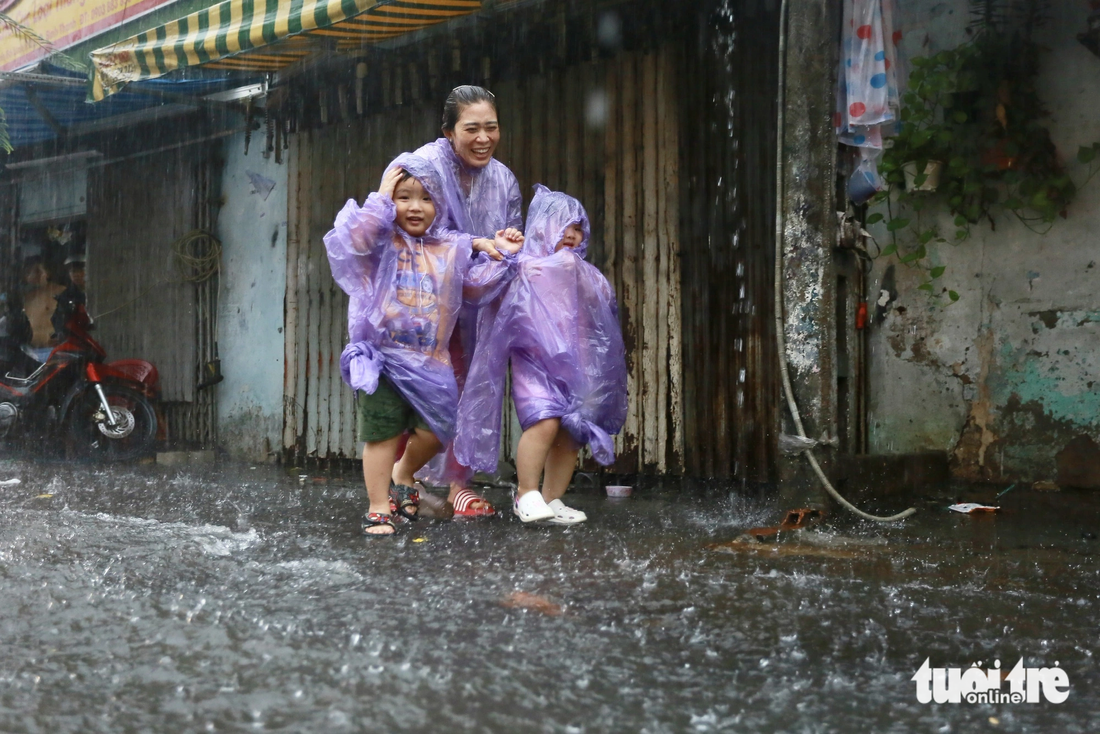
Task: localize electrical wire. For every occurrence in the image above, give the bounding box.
[773,0,915,523]
[92,229,221,321]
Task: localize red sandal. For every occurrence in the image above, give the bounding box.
[361,512,396,536]
[452,488,495,518]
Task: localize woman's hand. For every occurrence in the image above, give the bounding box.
[472,237,503,261]
[473,230,523,261]
[378,167,403,200]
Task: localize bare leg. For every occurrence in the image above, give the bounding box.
[515,418,560,497]
[392,428,443,488]
[542,428,580,503]
[362,435,402,535]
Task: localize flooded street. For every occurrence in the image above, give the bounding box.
[0,461,1096,733]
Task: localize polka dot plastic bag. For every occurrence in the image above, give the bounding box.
[836,0,905,148]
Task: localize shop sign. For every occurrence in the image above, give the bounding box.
[0,0,181,71]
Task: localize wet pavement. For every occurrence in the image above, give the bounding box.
[0,459,1097,733]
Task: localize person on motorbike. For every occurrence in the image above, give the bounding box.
[21,256,67,363]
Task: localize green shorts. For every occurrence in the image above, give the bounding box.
[356,377,430,442]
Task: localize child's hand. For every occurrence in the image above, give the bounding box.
[494,229,524,256]
[378,167,403,200]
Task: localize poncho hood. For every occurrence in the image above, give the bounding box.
[384,153,452,240]
[523,184,591,259]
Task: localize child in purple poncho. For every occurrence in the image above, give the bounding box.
[324,154,520,536]
[455,185,628,525]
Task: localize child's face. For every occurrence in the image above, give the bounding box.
[554,224,584,252]
[393,177,436,237]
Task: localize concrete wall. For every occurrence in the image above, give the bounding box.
[866,1,1100,485]
[214,132,288,461]
[780,0,840,497]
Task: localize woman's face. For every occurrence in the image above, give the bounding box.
[445,101,500,169]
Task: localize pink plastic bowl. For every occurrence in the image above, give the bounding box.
[605,485,633,498]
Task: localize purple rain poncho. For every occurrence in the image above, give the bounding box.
[412,138,523,483]
[323,153,517,443]
[454,185,628,473]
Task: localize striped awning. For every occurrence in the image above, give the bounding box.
[90,0,486,101]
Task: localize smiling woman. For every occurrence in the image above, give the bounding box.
[410,84,525,515]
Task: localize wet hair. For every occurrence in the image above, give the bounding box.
[393,169,432,201]
[441,85,497,133]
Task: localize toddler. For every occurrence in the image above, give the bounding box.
[454,185,627,524]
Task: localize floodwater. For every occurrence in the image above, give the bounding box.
[0,461,1097,733]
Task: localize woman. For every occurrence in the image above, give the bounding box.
[411,85,523,518]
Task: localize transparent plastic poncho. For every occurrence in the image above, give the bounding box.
[413,137,523,483]
[454,185,628,473]
[323,153,517,443]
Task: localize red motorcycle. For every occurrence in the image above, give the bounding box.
[0,288,159,461]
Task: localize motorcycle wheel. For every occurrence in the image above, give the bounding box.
[68,383,157,462]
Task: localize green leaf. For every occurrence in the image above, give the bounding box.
[930,266,946,279]
[1078,145,1096,164]
[918,283,934,292]
[872,191,889,204]
[953,215,967,226]
[948,290,960,302]
[866,212,884,224]
[955,229,969,239]
[919,229,935,244]
[1003,197,1024,210]
[898,244,927,264]
[880,243,897,257]
[952,111,968,124]
[885,217,911,232]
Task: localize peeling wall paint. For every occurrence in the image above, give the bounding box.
[781,0,839,449]
[866,1,1100,483]
[214,132,288,462]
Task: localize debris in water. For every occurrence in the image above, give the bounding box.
[35,494,53,499]
[412,538,427,543]
[708,538,870,560]
[779,508,820,530]
[1032,480,1060,492]
[948,503,999,514]
[0,478,21,487]
[500,591,564,616]
[743,508,821,541]
[996,483,1017,498]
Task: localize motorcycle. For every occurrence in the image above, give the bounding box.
[0,287,159,461]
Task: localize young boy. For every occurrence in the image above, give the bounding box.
[454,185,628,525]
[324,154,520,536]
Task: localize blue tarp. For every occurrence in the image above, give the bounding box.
[0,63,255,150]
